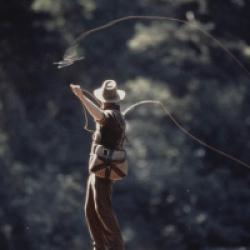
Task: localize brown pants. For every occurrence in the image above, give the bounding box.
[84,174,124,250]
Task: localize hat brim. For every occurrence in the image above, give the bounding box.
[93,88,126,103]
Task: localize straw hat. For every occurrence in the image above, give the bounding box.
[93,80,126,103]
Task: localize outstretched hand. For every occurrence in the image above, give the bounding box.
[70,84,83,98]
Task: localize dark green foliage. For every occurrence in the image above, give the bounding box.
[0,0,250,249]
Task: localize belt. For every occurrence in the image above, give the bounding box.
[90,144,126,161]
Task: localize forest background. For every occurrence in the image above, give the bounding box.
[1,0,250,249]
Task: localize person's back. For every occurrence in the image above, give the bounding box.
[93,104,126,150]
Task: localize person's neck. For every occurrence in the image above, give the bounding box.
[101,103,120,110]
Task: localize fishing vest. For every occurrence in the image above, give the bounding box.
[92,109,126,149]
[89,109,128,181]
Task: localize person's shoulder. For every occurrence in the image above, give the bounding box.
[103,109,114,117]
[104,109,124,122]
[104,109,121,116]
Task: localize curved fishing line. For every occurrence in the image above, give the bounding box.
[123,100,250,169]
[60,15,250,77]
[78,91,250,169]
[80,88,101,133]
[66,16,250,169]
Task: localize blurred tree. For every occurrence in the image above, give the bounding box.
[0,0,250,250]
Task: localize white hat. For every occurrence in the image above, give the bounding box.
[93,80,126,103]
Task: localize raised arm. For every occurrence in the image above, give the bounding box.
[70,84,105,122]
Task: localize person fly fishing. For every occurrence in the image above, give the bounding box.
[64,16,250,172]
[70,80,128,250]
[64,13,250,250]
